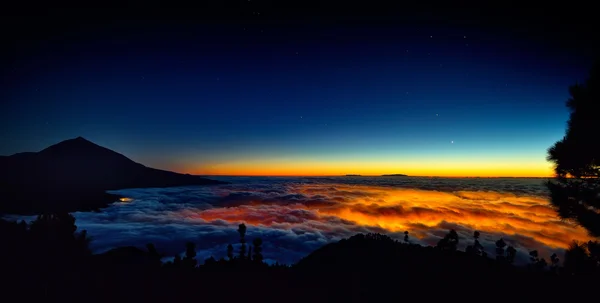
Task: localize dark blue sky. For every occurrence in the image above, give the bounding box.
[1,5,597,176]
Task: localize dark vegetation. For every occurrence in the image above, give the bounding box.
[1,214,598,302]
[0,137,226,214]
[547,62,600,236]
[381,174,408,176]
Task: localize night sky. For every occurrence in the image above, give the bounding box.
[2,3,598,177]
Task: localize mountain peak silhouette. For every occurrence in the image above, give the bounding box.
[0,137,226,214]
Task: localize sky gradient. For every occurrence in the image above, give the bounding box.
[2,10,596,177]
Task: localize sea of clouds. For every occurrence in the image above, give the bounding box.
[10,177,593,265]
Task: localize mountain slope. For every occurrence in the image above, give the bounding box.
[0,137,226,214]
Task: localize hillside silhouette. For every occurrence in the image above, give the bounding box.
[0,137,226,214]
[1,215,598,302]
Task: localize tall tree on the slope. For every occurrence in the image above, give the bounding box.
[547,62,600,237]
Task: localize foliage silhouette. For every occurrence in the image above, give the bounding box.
[506,246,517,264]
[238,223,247,260]
[183,242,197,268]
[253,238,263,263]
[227,243,234,260]
[495,238,507,261]
[2,215,599,302]
[547,62,600,237]
[436,229,459,251]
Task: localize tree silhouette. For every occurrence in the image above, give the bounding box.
[537,258,547,270]
[550,253,560,273]
[204,256,217,266]
[436,229,459,251]
[238,223,247,260]
[183,242,197,268]
[547,62,600,237]
[506,246,517,264]
[248,246,253,261]
[28,213,90,260]
[253,238,263,263]
[495,239,506,261]
[528,250,548,271]
[227,244,234,261]
[147,243,163,266]
[564,241,593,275]
[473,231,483,256]
[587,240,600,266]
[529,250,539,264]
[404,231,409,243]
[173,255,182,267]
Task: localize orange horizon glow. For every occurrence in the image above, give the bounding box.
[180,160,555,178]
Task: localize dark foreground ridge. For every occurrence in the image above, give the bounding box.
[381,174,408,176]
[0,137,226,214]
[1,215,598,302]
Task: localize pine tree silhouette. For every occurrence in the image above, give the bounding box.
[495,238,506,261]
[227,244,234,261]
[547,62,600,237]
[183,242,197,268]
[238,223,247,260]
[253,238,263,263]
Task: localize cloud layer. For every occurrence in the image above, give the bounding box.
[18,177,592,265]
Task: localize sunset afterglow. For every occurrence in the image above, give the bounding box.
[188,158,554,177]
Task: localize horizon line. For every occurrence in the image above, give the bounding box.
[196,174,553,178]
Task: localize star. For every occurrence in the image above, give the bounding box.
[296,52,299,55]
[430,35,433,38]
[451,140,454,144]
[463,35,467,39]
[436,113,439,116]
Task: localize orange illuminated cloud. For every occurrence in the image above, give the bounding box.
[179,183,591,252]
